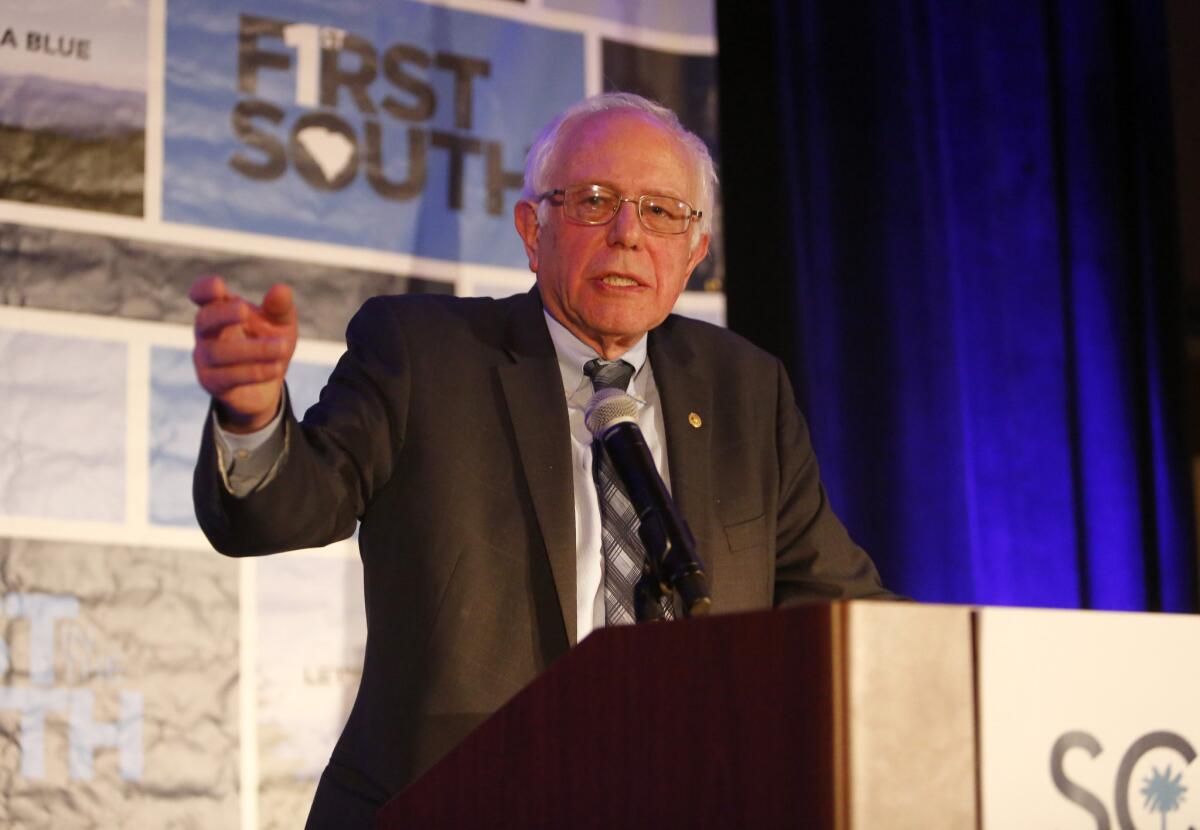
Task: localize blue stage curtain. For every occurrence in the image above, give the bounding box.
[718,0,1196,609]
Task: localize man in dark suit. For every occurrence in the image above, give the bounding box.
[190,93,891,828]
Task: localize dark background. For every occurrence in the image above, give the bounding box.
[716,0,1199,610]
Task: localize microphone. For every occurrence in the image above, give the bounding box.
[585,388,712,619]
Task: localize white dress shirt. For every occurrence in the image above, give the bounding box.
[541,311,672,640]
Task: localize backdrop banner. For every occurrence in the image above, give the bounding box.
[0,1,719,825]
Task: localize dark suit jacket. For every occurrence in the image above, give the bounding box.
[194,287,890,825]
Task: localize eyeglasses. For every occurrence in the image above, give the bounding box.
[537,184,702,235]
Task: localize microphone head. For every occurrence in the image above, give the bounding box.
[584,388,639,438]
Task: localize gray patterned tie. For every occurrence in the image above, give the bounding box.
[584,359,674,625]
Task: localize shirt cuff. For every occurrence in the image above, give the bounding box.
[215,406,284,454]
[212,399,287,497]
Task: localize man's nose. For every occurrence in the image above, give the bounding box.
[606,199,643,247]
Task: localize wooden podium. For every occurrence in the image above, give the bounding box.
[376,602,976,828]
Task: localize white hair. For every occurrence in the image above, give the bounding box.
[521,92,717,240]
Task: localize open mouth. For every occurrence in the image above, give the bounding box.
[598,274,642,287]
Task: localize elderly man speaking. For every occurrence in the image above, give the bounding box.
[189,92,892,828]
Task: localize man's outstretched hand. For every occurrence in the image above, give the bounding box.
[189,275,298,434]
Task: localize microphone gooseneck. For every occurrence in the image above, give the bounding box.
[584,388,712,619]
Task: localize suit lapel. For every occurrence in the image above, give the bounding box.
[497,290,578,645]
[649,319,717,593]
[495,300,721,640]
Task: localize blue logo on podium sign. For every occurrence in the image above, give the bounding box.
[1052,730,1195,829]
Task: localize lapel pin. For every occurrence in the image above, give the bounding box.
[688,412,702,429]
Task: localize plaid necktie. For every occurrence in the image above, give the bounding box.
[584,359,674,625]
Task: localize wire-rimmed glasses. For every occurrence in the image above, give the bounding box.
[537,184,702,235]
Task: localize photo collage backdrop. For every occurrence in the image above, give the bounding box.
[0,0,720,826]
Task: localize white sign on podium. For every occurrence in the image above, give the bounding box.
[979,607,1200,829]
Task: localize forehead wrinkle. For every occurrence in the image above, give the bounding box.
[550,113,699,205]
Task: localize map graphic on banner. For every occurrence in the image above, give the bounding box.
[256,553,367,827]
[0,538,240,828]
[164,1,585,268]
[0,0,148,216]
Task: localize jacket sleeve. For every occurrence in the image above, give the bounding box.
[770,359,897,604]
[193,297,411,556]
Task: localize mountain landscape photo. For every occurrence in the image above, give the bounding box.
[0,73,145,215]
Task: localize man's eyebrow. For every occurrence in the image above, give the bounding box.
[567,179,618,191]
[569,180,690,201]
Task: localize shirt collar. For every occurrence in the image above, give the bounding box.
[542,311,648,404]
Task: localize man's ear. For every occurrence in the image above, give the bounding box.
[514,201,540,274]
[684,232,711,278]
